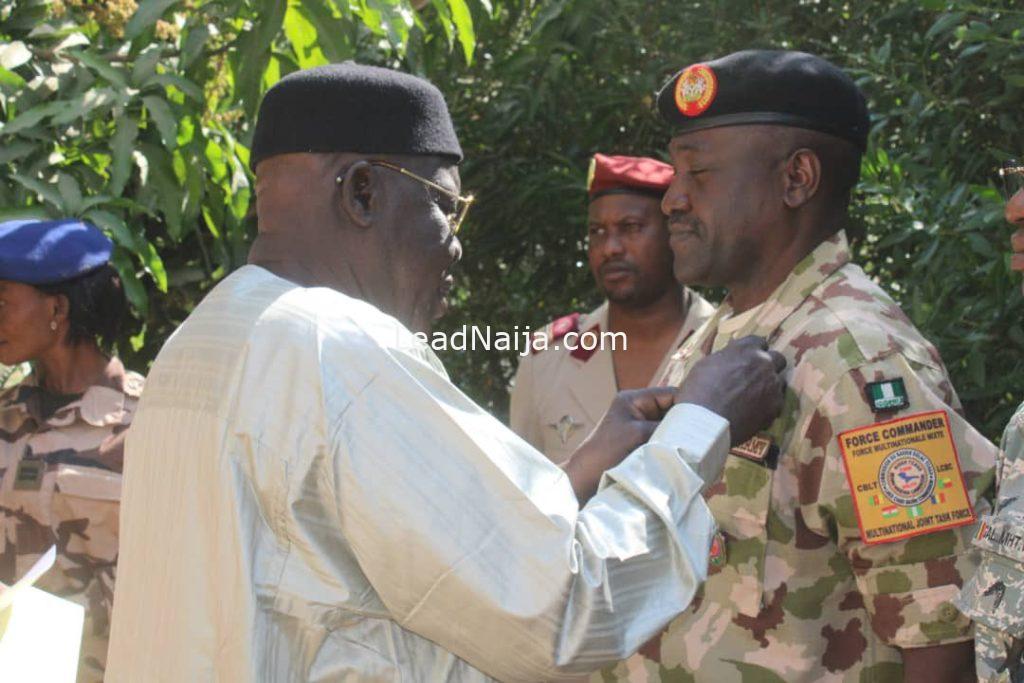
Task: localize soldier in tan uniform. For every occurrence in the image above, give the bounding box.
[510,153,713,464]
[0,218,142,682]
[596,50,996,682]
[955,161,1024,682]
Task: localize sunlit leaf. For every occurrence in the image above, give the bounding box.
[284,1,327,68]
[447,0,475,64]
[0,41,32,70]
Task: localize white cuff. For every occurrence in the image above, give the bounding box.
[650,403,730,485]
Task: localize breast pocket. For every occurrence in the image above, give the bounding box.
[51,464,121,563]
[706,455,775,617]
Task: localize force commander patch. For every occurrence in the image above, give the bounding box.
[674,64,717,117]
[838,410,974,545]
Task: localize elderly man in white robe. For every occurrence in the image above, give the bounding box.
[106,63,786,682]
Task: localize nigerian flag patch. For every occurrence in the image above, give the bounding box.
[865,378,908,411]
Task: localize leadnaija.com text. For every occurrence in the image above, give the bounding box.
[413,326,628,356]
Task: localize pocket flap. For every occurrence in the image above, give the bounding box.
[706,456,774,617]
[55,465,121,502]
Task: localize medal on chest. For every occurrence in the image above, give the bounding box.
[547,414,582,446]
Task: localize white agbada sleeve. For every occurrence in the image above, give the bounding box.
[324,321,725,682]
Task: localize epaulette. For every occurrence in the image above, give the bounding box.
[530,313,580,355]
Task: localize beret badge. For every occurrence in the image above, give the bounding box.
[673,64,717,117]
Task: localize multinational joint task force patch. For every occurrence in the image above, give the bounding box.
[837,410,974,545]
[865,377,909,412]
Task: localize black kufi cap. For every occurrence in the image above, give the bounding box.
[656,50,869,151]
[250,62,463,170]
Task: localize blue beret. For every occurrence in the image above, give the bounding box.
[0,219,113,285]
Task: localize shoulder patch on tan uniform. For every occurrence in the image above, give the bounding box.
[838,410,975,545]
[530,313,580,355]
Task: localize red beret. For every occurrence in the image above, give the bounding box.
[586,153,674,200]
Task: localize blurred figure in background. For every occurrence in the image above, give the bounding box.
[0,218,142,682]
[956,160,1024,682]
[510,153,713,464]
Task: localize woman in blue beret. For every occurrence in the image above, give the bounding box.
[0,218,143,682]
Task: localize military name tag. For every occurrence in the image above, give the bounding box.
[13,460,44,491]
[838,410,974,545]
[974,516,1024,562]
[730,434,777,469]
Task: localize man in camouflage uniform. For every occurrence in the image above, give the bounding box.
[511,153,713,464]
[596,50,996,682]
[954,162,1024,682]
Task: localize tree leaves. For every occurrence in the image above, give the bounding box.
[125,0,181,40]
[109,118,139,196]
[142,95,177,149]
[447,0,476,64]
[233,0,288,116]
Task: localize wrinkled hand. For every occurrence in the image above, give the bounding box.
[676,335,787,448]
[564,387,676,503]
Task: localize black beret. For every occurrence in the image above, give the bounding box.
[250,63,463,171]
[657,50,869,151]
[0,218,112,285]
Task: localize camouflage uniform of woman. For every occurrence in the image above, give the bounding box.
[0,218,143,682]
[955,162,1024,683]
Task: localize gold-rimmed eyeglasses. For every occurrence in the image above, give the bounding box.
[337,160,475,234]
[998,158,1024,202]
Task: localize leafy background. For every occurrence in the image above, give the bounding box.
[1,0,1021,438]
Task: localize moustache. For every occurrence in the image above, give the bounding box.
[599,261,638,277]
[667,213,702,232]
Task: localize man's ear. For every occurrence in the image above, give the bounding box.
[339,161,378,228]
[782,148,821,209]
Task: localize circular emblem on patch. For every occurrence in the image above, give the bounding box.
[673,64,718,117]
[878,448,936,507]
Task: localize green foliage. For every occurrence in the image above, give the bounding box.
[427,0,1024,439]
[1,0,1022,441]
[0,0,482,368]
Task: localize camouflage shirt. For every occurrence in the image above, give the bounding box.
[955,401,1024,682]
[595,231,996,683]
[0,366,143,683]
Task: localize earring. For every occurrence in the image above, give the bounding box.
[49,321,57,331]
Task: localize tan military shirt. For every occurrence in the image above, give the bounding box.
[510,289,714,464]
[596,230,997,682]
[0,367,143,683]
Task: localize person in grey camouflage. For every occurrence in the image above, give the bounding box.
[0,218,143,683]
[954,161,1024,682]
[594,50,997,682]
